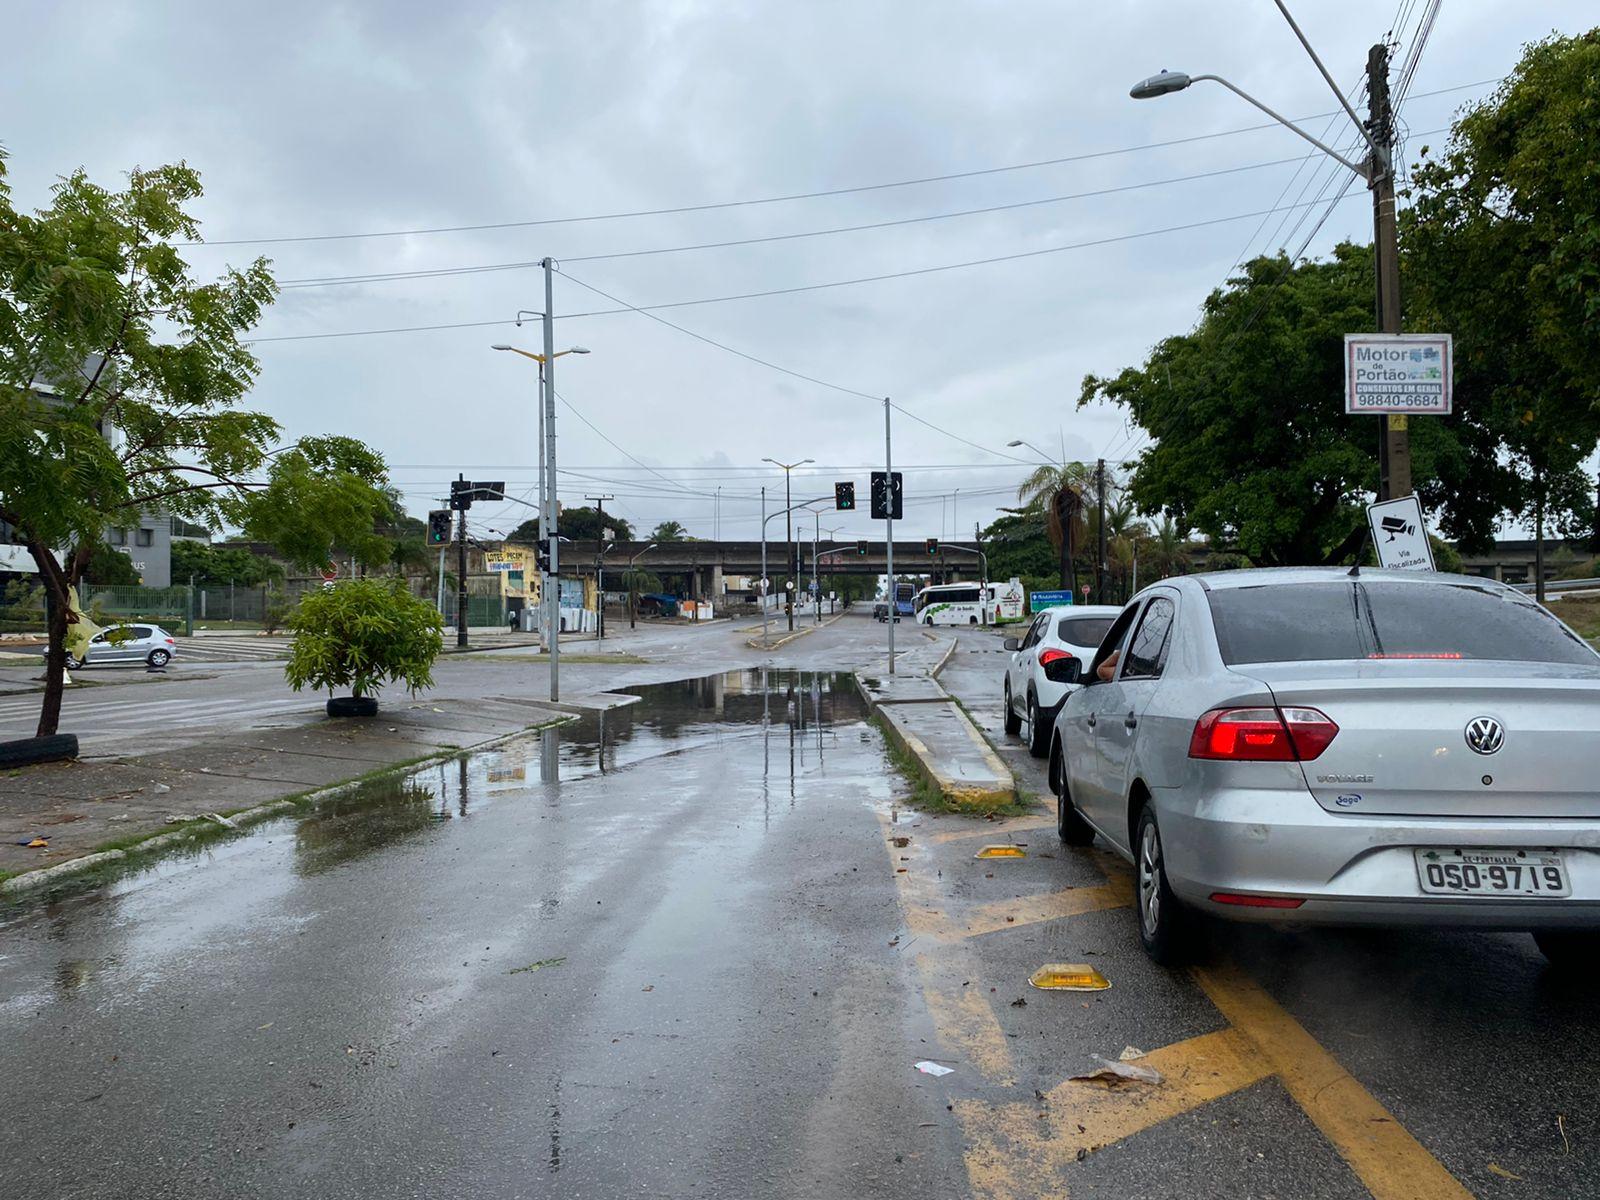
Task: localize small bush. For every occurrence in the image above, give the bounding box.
[285,577,443,700]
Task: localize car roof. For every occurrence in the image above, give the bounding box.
[1179,566,1508,592]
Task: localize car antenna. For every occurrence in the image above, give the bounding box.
[1348,562,1360,577]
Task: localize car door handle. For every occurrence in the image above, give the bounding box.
[1086,713,1096,729]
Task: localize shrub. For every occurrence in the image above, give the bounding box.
[285,577,443,700]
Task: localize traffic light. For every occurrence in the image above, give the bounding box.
[835,481,855,511]
[428,510,452,544]
[856,539,869,556]
[869,471,903,520]
[925,538,939,554]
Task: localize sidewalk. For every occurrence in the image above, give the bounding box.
[0,693,583,890]
[854,630,1016,810]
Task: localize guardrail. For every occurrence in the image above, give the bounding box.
[1512,576,1600,595]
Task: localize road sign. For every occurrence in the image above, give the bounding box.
[1366,495,1435,571]
[320,563,339,582]
[870,471,903,520]
[1029,588,1074,611]
[835,481,856,511]
[1345,334,1453,415]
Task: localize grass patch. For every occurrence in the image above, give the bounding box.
[1547,596,1600,641]
[509,957,565,974]
[870,713,1031,818]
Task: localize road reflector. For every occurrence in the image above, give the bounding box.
[1030,964,1110,991]
[975,845,1026,859]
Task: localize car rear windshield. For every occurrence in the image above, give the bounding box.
[1057,616,1115,647]
[1206,580,1598,666]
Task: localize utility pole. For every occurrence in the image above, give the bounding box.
[1095,459,1107,605]
[1367,41,1408,500]
[587,494,612,641]
[541,258,561,701]
[785,472,795,631]
[884,398,895,674]
[455,476,469,649]
[760,486,770,647]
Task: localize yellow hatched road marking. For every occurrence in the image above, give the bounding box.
[958,878,1132,938]
[1193,962,1474,1200]
[918,953,1017,1087]
[959,1028,1272,1200]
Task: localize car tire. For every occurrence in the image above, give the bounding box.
[1135,805,1192,966]
[1026,694,1049,758]
[0,734,79,767]
[1532,930,1600,973]
[1003,683,1022,736]
[147,649,171,668]
[1052,742,1095,847]
[327,695,379,718]
[64,655,84,670]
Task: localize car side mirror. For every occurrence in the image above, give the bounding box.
[1002,637,1020,651]
[1043,657,1081,684]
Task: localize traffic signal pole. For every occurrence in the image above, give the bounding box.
[455,503,469,649]
[884,398,895,675]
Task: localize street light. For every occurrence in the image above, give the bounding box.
[763,457,813,632]
[1129,2,1407,497]
[625,543,657,629]
[1007,437,1058,465]
[491,343,590,676]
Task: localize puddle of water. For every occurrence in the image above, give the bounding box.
[3,669,871,912]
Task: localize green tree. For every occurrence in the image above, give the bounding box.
[1014,462,1092,588]
[83,541,142,586]
[979,510,1057,582]
[650,519,689,541]
[1081,246,1395,566]
[1405,30,1600,600]
[242,437,394,573]
[284,577,443,706]
[1141,515,1192,581]
[508,506,634,543]
[0,154,276,736]
[171,539,280,586]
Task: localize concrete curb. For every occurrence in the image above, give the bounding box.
[0,715,575,898]
[745,609,848,651]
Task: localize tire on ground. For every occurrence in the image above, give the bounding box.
[0,734,80,768]
[327,696,379,718]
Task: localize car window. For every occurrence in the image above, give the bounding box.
[1206,581,1598,665]
[1057,616,1115,648]
[1087,603,1141,681]
[1020,613,1046,650]
[131,626,153,639]
[1120,596,1177,680]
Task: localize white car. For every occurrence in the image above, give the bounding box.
[1003,605,1121,756]
[49,623,178,669]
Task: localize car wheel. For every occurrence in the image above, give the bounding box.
[64,655,84,670]
[1026,694,1049,758]
[1532,930,1600,973]
[1135,805,1191,966]
[1053,742,1095,847]
[1003,683,1022,736]
[147,649,171,668]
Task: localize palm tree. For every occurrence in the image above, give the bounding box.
[650,520,688,541]
[1143,515,1190,581]
[1015,462,1094,589]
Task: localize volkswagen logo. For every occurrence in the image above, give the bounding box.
[1465,716,1504,755]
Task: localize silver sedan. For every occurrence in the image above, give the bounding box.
[1045,567,1600,968]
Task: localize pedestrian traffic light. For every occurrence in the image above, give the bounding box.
[925,538,939,554]
[835,481,855,511]
[428,510,452,544]
[869,471,903,520]
[856,539,869,556]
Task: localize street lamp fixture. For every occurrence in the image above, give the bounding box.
[1129,69,1192,99]
[762,457,814,632]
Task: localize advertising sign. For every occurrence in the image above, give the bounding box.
[1345,334,1453,414]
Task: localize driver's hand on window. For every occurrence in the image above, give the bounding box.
[1096,649,1120,682]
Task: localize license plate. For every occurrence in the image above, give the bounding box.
[1414,848,1570,898]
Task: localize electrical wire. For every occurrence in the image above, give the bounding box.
[188,80,1493,249]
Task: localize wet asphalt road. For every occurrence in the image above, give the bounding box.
[3,613,1597,1198]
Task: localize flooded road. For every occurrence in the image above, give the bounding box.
[1,670,964,1198]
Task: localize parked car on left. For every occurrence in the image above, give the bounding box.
[41,624,177,669]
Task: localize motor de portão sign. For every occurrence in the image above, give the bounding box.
[1344,334,1453,415]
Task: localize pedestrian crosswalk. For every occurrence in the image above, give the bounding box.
[0,688,314,735]
[174,636,292,662]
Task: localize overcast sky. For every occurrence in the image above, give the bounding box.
[4,1,1592,545]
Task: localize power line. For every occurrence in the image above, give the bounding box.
[275,152,1335,290]
[246,192,1368,346]
[188,80,1493,249]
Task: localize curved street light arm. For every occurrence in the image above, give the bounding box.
[1191,74,1371,181]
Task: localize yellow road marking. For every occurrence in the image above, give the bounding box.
[958,1028,1271,1200]
[959,878,1132,938]
[918,954,1017,1087]
[1194,961,1474,1200]
[927,815,1051,844]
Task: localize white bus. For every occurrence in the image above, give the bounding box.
[913,578,1027,626]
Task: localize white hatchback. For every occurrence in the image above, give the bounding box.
[54,623,179,669]
[1003,605,1121,756]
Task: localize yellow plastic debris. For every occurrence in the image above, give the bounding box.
[975,844,1026,859]
[1029,964,1111,992]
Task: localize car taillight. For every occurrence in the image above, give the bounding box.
[1038,647,1075,667]
[165,638,175,644]
[1188,706,1338,762]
